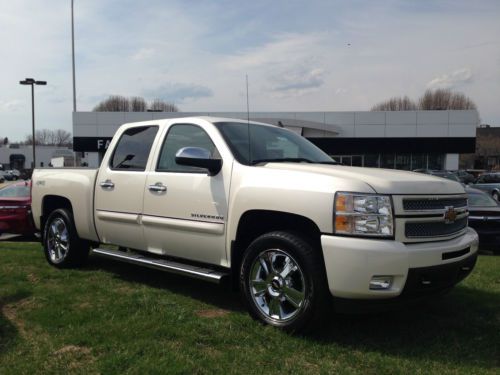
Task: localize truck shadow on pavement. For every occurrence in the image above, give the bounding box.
[85,255,499,369]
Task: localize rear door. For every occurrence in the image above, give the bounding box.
[94,125,159,249]
[142,122,232,265]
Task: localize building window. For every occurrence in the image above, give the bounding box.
[428,154,444,170]
[364,154,380,168]
[380,154,395,169]
[411,154,427,170]
[395,154,411,170]
[327,153,445,170]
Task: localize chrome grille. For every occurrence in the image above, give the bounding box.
[403,198,467,211]
[405,217,468,238]
[393,194,469,243]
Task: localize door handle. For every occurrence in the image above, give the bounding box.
[100,179,115,189]
[148,183,167,192]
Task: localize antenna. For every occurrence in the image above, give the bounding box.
[246,74,250,122]
[246,74,252,163]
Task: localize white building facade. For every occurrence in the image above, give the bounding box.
[73,110,478,170]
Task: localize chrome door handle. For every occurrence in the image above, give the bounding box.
[100,180,115,189]
[148,183,167,192]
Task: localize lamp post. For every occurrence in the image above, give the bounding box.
[71,0,76,112]
[19,78,47,169]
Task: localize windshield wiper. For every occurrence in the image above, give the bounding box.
[250,158,314,165]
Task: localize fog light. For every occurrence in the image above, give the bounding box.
[369,276,393,290]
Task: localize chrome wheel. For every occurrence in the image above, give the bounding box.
[249,249,306,322]
[46,217,70,263]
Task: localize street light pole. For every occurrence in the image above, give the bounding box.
[19,78,47,169]
[71,0,76,112]
[31,83,35,168]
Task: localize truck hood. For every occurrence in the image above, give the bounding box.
[262,163,465,195]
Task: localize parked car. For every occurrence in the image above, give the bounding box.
[7,169,21,179]
[466,186,500,254]
[430,170,461,182]
[0,181,34,236]
[414,169,461,182]
[451,170,476,184]
[470,172,500,201]
[0,170,18,181]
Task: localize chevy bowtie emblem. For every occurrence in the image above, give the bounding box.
[444,206,457,224]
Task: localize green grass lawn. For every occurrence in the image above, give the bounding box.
[0,242,499,374]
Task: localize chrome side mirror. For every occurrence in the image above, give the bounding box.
[175,147,222,176]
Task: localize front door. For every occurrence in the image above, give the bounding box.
[142,123,231,266]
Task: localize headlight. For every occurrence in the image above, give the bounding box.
[334,192,393,237]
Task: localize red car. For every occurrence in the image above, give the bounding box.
[0,181,35,236]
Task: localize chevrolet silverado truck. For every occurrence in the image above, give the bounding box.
[31,116,479,331]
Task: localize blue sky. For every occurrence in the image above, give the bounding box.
[1,0,499,141]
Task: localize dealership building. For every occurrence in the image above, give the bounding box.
[73,110,478,170]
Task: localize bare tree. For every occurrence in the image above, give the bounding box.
[93,95,130,112]
[149,98,178,112]
[93,95,179,112]
[36,129,52,145]
[2,137,7,145]
[53,129,72,146]
[371,96,417,111]
[372,89,477,111]
[130,96,147,112]
[418,89,477,110]
[23,129,72,146]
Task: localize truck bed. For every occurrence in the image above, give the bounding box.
[31,168,100,242]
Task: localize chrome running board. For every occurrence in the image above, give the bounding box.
[91,248,228,284]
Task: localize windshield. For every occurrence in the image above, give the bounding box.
[214,121,334,165]
[468,192,498,207]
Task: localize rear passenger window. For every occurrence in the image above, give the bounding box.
[110,126,158,171]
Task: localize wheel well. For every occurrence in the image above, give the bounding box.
[231,210,322,285]
[41,195,73,232]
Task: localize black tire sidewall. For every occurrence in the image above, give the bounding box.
[240,231,328,332]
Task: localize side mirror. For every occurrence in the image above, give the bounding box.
[175,147,222,176]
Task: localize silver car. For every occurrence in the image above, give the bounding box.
[471,173,500,201]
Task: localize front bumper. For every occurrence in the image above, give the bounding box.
[321,227,479,299]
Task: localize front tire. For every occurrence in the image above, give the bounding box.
[43,208,89,268]
[240,231,330,332]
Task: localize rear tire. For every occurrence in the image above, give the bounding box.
[43,208,89,268]
[240,231,330,332]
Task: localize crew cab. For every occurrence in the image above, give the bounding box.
[31,117,479,331]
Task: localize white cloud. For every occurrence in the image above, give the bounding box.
[143,83,213,103]
[0,100,23,112]
[132,48,156,61]
[221,33,327,70]
[270,67,325,97]
[427,68,473,89]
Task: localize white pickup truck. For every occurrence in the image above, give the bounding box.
[32,116,478,331]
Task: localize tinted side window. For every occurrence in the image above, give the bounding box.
[157,124,217,173]
[110,126,158,171]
